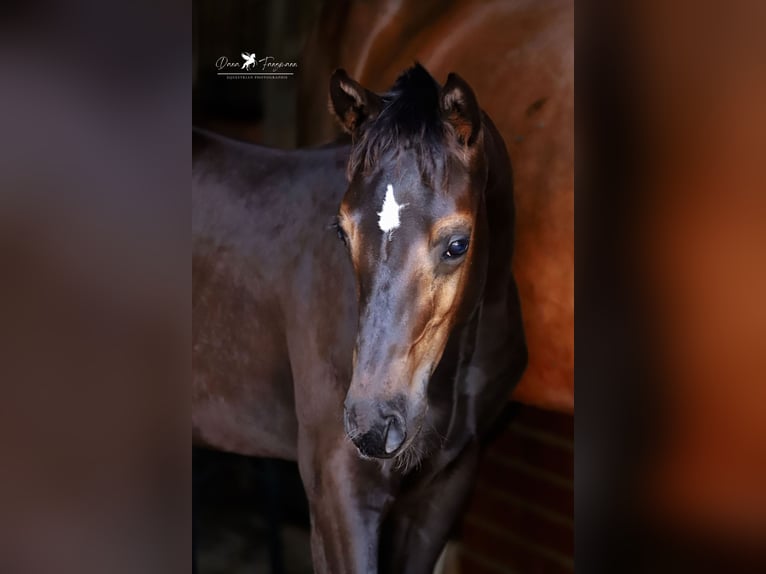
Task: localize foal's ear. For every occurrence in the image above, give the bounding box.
[329,69,382,135]
[440,73,482,147]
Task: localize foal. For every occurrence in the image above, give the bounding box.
[192,63,527,573]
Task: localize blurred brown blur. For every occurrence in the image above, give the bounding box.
[633,0,766,558]
[0,2,188,573]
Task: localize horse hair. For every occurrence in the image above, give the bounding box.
[347,63,458,184]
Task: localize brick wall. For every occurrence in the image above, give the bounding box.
[458,404,574,573]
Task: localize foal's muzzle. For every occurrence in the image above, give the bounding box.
[343,399,407,458]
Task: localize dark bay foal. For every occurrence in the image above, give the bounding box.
[193,64,527,573]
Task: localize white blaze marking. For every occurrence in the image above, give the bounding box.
[377,184,407,236]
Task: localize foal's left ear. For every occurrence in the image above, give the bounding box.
[440,73,482,147]
[329,69,382,135]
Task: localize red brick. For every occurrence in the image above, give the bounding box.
[461,519,573,574]
[512,405,574,440]
[459,552,510,574]
[488,428,574,480]
[476,455,574,516]
[464,484,574,556]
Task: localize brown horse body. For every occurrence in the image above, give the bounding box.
[298,0,574,412]
[193,66,527,573]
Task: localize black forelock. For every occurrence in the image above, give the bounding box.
[377,63,442,136]
[347,63,451,183]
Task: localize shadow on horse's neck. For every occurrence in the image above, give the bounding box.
[426,115,515,449]
[438,305,483,442]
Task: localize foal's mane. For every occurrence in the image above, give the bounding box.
[348,63,454,182]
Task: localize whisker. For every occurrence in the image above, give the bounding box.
[424,416,446,447]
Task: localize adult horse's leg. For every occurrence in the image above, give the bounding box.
[297,422,396,574]
[380,441,481,574]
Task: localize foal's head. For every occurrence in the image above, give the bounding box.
[330,64,490,467]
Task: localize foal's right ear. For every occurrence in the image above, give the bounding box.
[329,69,382,135]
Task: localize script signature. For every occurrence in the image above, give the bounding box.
[216,55,298,71]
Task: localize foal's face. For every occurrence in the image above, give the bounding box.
[337,151,486,462]
[329,65,486,465]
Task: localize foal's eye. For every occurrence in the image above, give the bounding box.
[333,220,348,246]
[443,238,469,259]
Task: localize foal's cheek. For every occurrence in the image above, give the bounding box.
[433,271,462,321]
[410,273,464,374]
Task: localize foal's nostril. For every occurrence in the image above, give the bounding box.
[383,415,406,455]
[343,407,355,436]
[344,400,407,458]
